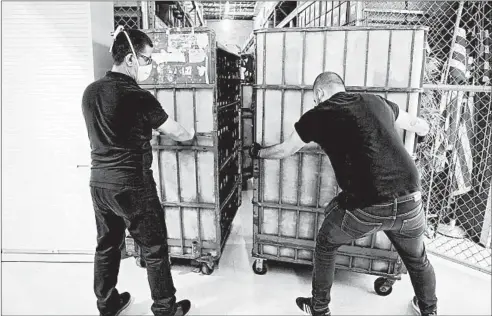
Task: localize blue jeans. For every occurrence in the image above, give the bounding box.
[313,191,437,315]
[91,177,177,316]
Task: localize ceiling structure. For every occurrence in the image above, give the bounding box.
[200,1,258,20]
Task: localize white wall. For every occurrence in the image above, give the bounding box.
[206,19,254,53]
[2,1,114,259]
[90,2,115,80]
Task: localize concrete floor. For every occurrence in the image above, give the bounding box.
[2,190,491,315]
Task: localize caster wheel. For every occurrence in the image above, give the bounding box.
[252,259,267,275]
[374,277,393,296]
[136,257,146,268]
[200,263,214,275]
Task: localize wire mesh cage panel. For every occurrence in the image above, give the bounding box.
[252,27,427,285]
[134,28,242,273]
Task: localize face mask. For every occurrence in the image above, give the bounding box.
[136,63,152,82]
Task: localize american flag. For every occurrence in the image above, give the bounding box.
[435,26,474,197]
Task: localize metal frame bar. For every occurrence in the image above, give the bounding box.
[422,84,492,92]
[276,32,287,252]
[403,30,417,150]
[254,85,423,92]
[192,88,203,250]
[255,25,428,34]
[161,201,215,209]
[153,145,214,151]
[294,32,307,253]
[140,83,215,89]
[257,201,324,213]
[172,88,185,256]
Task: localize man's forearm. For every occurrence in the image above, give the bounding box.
[258,143,291,159]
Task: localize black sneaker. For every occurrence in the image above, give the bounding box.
[296,297,331,316]
[112,292,132,316]
[173,299,191,316]
[411,296,437,316]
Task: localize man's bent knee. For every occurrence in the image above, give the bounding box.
[316,233,341,253]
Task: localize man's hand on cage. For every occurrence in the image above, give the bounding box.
[250,142,262,159]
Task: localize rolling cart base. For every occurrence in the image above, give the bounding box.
[251,255,405,297]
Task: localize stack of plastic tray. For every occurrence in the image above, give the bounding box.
[240,54,255,187]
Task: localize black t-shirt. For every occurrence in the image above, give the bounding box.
[82,71,168,189]
[294,92,420,208]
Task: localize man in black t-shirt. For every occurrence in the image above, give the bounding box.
[82,28,192,316]
[251,72,437,316]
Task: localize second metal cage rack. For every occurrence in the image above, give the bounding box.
[124,27,242,275]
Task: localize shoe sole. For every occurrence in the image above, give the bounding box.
[115,296,133,316]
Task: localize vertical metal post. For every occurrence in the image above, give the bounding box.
[173,88,185,255]
[384,30,393,100]
[273,7,277,27]
[368,232,377,273]
[155,89,165,200]
[277,32,287,245]
[141,1,149,29]
[323,2,327,26]
[261,32,267,193]
[296,91,305,243]
[403,30,417,150]
[342,30,348,84]
[316,155,323,209]
[363,30,370,87]
[193,88,202,250]
[258,32,267,246]
[331,1,334,26]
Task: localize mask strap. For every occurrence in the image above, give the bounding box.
[109,26,138,64]
[109,25,124,53]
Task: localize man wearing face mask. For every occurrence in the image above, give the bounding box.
[82,27,193,316]
[250,72,437,316]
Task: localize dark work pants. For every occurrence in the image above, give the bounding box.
[91,179,177,316]
[313,192,438,315]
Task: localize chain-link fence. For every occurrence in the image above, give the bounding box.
[360,1,491,273]
[114,1,142,30]
[415,86,491,274]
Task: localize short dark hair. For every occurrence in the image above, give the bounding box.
[111,28,153,65]
[313,72,345,90]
